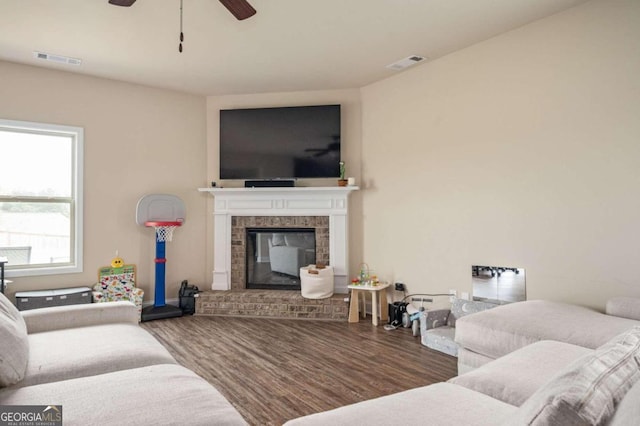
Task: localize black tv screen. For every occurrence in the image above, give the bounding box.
[219,104,341,180]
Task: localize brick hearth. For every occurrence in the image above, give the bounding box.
[196,290,349,321]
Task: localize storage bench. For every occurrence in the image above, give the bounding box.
[15,287,92,311]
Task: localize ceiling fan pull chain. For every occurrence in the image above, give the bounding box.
[178,0,184,53]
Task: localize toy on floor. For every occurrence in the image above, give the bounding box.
[136,194,186,321]
[92,252,144,321]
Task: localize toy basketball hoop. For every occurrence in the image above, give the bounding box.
[136,194,186,322]
[145,221,182,243]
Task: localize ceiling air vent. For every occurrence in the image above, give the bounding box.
[386,55,426,71]
[33,51,82,66]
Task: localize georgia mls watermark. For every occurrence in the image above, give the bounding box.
[0,405,62,426]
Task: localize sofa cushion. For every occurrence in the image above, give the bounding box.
[506,326,640,426]
[419,309,450,330]
[423,326,458,357]
[609,380,640,426]
[284,383,517,426]
[450,340,592,406]
[458,348,495,375]
[0,293,28,387]
[0,364,247,425]
[606,297,640,321]
[15,323,176,388]
[20,301,139,333]
[0,292,26,330]
[455,300,639,363]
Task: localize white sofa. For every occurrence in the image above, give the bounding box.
[285,298,640,426]
[455,298,640,374]
[0,293,246,425]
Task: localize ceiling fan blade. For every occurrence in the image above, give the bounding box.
[219,0,256,20]
[108,0,137,6]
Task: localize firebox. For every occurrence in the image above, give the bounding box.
[245,228,316,290]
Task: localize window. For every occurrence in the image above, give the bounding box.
[0,119,83,277]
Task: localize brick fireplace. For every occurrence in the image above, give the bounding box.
[198,186,358,294]
[231,216,329,290]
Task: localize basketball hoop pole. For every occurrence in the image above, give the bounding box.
[154,235,167,308]
[135,194,186,321]
[142,220,183,321]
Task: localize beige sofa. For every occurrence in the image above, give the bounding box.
[286,298,640,426]
[455,297,640,374]
[0,293,247,425]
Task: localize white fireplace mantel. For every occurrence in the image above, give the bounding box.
[198,186,359,293]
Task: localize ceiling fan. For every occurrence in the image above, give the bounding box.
[108,0,257,21]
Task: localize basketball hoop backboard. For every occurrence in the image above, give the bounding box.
[136,194,186,226]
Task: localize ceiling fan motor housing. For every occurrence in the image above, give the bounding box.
[108,0,257,21]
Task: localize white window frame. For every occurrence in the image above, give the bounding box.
[0,118,83,277]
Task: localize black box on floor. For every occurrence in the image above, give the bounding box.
[179,280,200,315]
[15,287,92,311]
[388,301,408,326]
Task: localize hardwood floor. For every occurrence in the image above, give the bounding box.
[142,315,458,426]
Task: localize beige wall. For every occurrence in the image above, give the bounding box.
[2,0,637,313]
[205,90,363,285]
[360,0,640,310]
[0,61,208,301]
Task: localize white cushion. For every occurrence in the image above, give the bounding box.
[506,326,640,425]
[450,340,592,406]
[455,300,640,362]
[285,383,517,426]
[0,364,247,425]
[606,297,640,321]
[457,348,494,375]
[21,301,138,333]
[0,293,28,387]
[17,323,176,388]
[609,380,640,426]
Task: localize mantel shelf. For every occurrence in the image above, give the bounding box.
[197,186,359,195]
[199,185,357,294]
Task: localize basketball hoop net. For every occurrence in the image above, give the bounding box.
[145,221,182,243]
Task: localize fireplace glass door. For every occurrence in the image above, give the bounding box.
[246,228,316,290]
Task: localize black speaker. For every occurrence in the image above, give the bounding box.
[178,280,199,315]
[388,302,408,326]
[244,180,295,188]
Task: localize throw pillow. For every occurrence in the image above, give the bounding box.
[506,326,640,426]
[0,292,29,387]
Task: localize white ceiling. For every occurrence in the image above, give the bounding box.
[0,0,590,96]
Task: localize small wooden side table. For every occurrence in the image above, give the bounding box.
[348,282,390,326]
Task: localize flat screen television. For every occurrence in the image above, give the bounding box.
[219,104,341,180]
